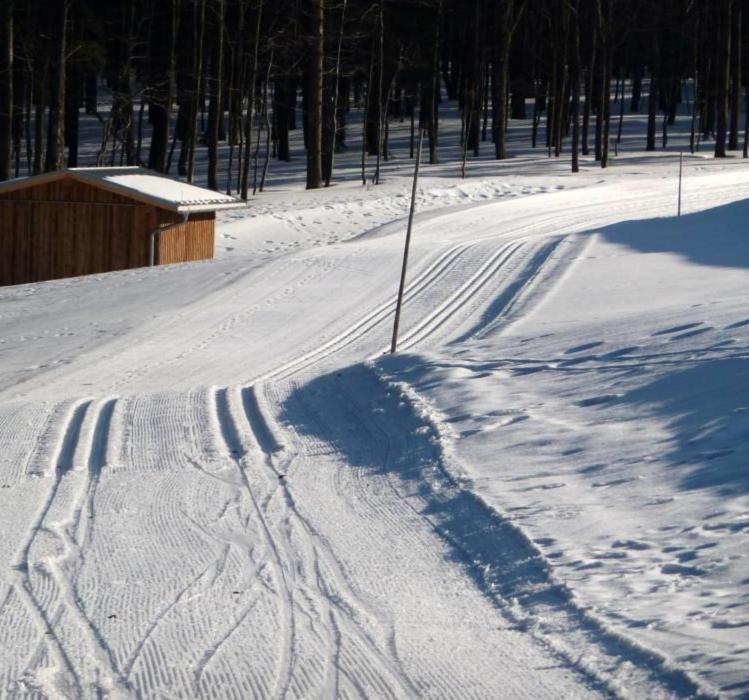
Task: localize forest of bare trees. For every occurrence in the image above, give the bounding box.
[0,0,746,195]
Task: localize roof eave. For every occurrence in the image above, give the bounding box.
[0,169,69,196]
[177,202,247,214]
[0,169,246,213]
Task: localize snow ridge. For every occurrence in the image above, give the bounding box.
[371,361,716,700]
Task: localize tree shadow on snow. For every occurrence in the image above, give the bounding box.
[616,356,749,495]
[279,361,703,697]
[595,198,749,270]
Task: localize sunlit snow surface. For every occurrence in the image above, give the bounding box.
[0,105,748,697]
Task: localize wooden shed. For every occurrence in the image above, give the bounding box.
[0,167,246,287]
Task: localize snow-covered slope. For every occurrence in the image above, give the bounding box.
[1,150,748,697]
[375,196,749,697]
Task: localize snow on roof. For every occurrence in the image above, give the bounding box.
[0,167,247,213]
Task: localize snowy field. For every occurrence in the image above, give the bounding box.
[0,100,748,698]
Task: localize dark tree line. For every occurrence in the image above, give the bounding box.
[0,0,747,195]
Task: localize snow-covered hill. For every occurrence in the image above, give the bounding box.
[1,149,748,697]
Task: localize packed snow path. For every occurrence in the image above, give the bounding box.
[1,162,748,697]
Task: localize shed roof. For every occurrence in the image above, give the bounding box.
[0,167,247,213]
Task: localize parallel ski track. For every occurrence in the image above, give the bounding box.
[7,176,749,695]
[9,397,126,698]
[209,384,421,698]
[214,182,749,696]
[251,178,749,384]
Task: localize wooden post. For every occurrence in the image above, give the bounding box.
[391,128,424,354]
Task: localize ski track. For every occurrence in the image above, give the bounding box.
[4,175,749,696]
[2,397,132,697]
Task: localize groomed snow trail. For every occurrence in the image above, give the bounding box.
[0,385,601,698]
[1,165,748,696]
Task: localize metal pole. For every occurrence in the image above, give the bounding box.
[678,151,683,217]
[390,127,424,354]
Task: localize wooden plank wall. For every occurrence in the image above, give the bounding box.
[0,179,158,286]
[157,212,215,265]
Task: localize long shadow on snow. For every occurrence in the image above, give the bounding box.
[594,198,749,270]
[422,345,749,497]
[280,361,704,698]
[617,356,749,495]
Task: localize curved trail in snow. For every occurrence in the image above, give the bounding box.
[2,169,747,696]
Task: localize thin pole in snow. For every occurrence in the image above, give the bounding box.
[678,151,683,217]
[391,127,424,354]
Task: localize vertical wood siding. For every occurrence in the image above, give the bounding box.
[156,211,215,265]
[0,179,215,286]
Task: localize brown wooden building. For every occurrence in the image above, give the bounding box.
[0,167,245,287]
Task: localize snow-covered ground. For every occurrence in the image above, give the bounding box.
[1,99,748,698]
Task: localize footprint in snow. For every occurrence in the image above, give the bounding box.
[669,326,712,341]
[533,537,556,546]
[661,563,705,577]
[592,477,634,488]
[612,539,652,551]
[576,394,620,407]
[565,341,605,354]
[653,321,703,336]
[725,318,749,330]
[600,346,641,359]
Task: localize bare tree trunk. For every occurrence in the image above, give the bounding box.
[616,78,625,143]
[0,0,13,180]
[66,61,81,167]
[13,57,23,176]
[45,0,68,172]
[226,1,248,191]
[690,71,698,153]
[427,0,442,164]
[743,86,749,158]
[260,59,273,192]
[241,0,263,199]
[374,1,384,184]
[582,29,595,156]
[362,43,374,184]
[493,1,516,160]
[305,0,324,189]
[570,1,580,173]
[598,0,612,168]
[33,67,45,175]
[24,70,33,175]
[728,1,741,150]
[148,0,178,173]
[325,0,347,186]
[187,0,207,182]
[252,77,264,195]
[714,0,730,158]
[207,0,225,190]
